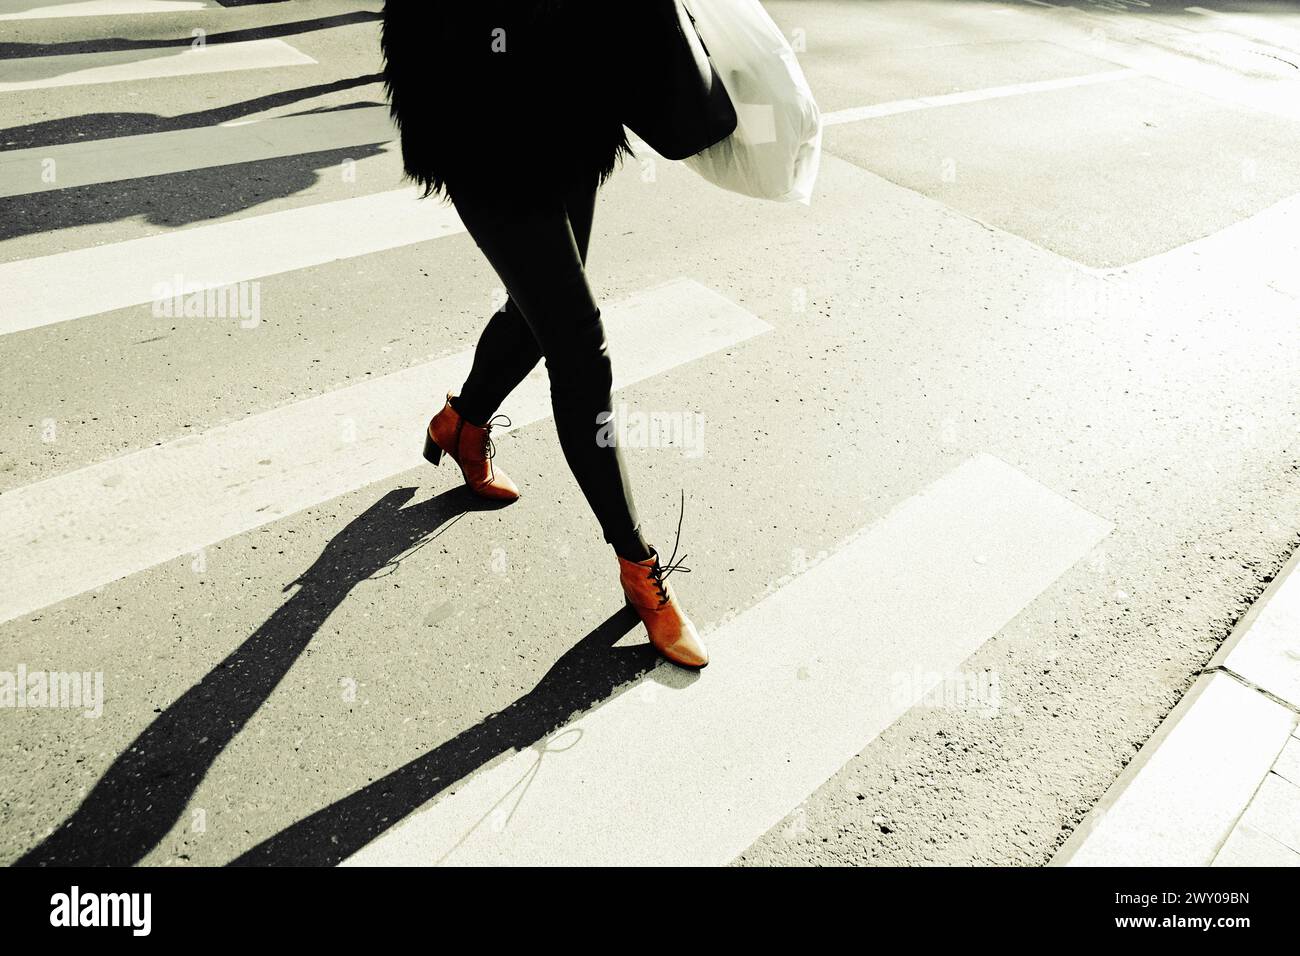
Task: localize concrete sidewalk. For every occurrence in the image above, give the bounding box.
[1054,547,1300,867]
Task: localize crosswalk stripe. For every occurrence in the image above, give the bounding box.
[341,454,1112,867]
[0,106,394,198]
[0,187,459,336]
[821,69,1139,126]
[0,279,771,626]
[0,0,212,19]
[0,38,315,93]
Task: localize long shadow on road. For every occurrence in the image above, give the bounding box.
[14,485,496,867]
[230,605,660,866]
[0,75,384,151]
[0,77,390,241]
[0,140,388,241]
[0,10,383,60]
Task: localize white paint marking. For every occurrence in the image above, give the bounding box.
[0,107,395,198]
[0,280,771,625]
[0,187,459,336]
[0,38,314,92]
[343,454,1112,867]
[0,0,210,19]
[822,70,1139,127]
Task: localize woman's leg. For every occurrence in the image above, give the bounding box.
[452,179,598,426]
[447,178,650,561]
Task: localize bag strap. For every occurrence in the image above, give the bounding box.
[679,0,712,58]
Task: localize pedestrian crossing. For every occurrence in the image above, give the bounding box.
[0,106,394,198]
[0,38,315,92]
[345,455,1111,866]
[0,3,1118,867]
[1,187,461,335]
[0,280,770,626]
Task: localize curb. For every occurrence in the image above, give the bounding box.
[1052,545,1300,867]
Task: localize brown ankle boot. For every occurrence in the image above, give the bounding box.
[424,392,520,502]
[619,547,708,669]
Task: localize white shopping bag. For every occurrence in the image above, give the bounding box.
[682,0,822,204]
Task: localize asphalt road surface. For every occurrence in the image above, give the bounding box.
[1,0,1298,866]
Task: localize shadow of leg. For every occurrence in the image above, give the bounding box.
[14,486,480,867]
[231,606,656,866]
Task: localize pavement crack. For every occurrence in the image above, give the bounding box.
[1198,664,1300,715]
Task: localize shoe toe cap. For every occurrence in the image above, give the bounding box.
[661,624,709,669]
[477,474,520,501]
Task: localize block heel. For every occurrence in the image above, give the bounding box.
[423,431,443,466]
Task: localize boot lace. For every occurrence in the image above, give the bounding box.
[480,414,511,463]
[647,490,691,606]
[456,413,511,481]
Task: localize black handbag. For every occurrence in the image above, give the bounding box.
[620,0,738,160]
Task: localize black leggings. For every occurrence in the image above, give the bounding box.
[446,175,650,562]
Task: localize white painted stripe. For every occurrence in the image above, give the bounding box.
[0,0,211,20]
[0,106,395,198]
[0,39,314,93]
[1055,673,1297,866]
[822,70,1139,126]
[343,454,1112,867]
[0,187,458,336]
[0,280,771,626]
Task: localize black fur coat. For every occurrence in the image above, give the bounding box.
[380,1,632,202]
